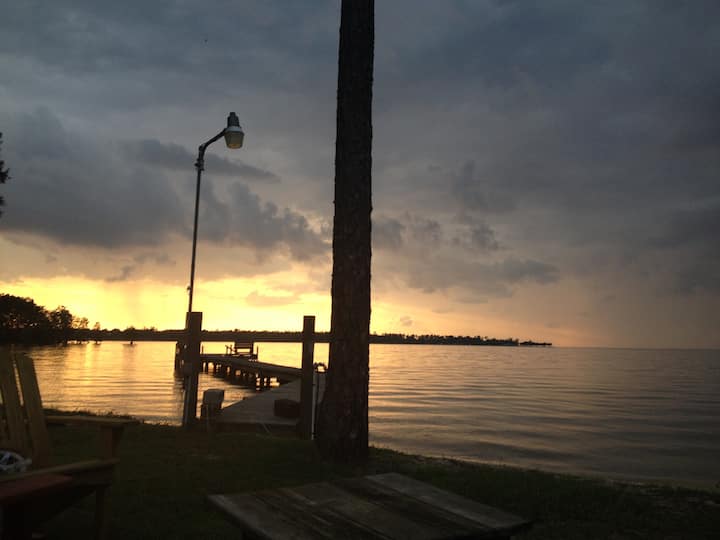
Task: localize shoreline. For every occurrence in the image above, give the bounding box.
[369,444,720,494]
[41,415,720,538]
[49,408,720,494]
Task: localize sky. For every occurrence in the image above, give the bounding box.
[1,1,718,348]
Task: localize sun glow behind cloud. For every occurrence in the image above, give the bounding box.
[1,276,182,330]
[0,263,333,332]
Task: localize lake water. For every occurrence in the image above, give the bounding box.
[18,342,720,489]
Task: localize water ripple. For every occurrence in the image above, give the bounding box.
[21,342,720,488]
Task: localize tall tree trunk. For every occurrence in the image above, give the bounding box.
[316,0,374,461]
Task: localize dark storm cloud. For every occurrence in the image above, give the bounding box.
[1,109,187,248]
[2,0,719,336]
[408,216,442,245]
[650,203,720,295]
[404,256,559,299]
[372,1,720,303]
[0,1,338,110]
[105,252,176,283]
[670,263,720,295]
[451,161,516,214]
[199,182,328,261]
[375,211,500,256]
[652,204,720,257]
[121,140,280,182]
[373,216,405,251]
[106,265,135,283]
[453,212,501,252]
[373,214,444,252]
[377,2,611,91]
[1,109,325,261]
[373,208,556,299]
[376,2,719,213]
[468,223,500,252]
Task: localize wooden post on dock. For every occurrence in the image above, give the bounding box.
[299,315,315,439]
[182,311,202,428]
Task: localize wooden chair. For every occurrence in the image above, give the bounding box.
[0,349,136,539]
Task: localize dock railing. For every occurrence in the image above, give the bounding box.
[179,313,317,435]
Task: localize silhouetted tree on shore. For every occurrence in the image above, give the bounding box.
[0,294,88,344]
[0,295,47,332]
[316,0,374,462]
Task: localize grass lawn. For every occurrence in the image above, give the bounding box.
[41,421,720,539]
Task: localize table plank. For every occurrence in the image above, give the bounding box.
[368,473,529,533]
[290,481,450,539]
[208,473,531,540]
[258,486,391,539]
[210,493,326,539]
[334,477,494,538]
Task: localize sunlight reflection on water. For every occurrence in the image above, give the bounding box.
[22,342,720,488]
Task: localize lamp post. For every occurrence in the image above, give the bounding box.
[187,112,244,313]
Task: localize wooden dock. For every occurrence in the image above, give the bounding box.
[177,314,319,435]
[216,373,326,434]
[201,354,302,388]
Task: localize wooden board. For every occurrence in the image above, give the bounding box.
[16,353,52,467]
[208,473,530,539]
[0,473,73,505]
[0,350,31,458]
[368,473,526,531]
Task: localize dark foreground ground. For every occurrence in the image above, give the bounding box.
[42,420,719,539]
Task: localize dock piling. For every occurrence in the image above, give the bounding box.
[299,315,316,439]
[181,311,202,428]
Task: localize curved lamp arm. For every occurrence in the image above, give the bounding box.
[195,129,226,172]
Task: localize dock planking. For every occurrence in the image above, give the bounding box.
[217,373,326,432]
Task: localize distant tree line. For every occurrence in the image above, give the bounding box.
[1,293,551,347]
[369,333,551,347]
[66,329,550,347]
[0,294,89,344]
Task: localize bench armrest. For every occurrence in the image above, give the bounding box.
[46,416,138,458]
[45,415,137,428]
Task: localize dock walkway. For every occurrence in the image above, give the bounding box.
[217,373,325,433]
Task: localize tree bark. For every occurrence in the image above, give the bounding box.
[315,0,374,461]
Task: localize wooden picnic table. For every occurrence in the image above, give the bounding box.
[208,472,530,539]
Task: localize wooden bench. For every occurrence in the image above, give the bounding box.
[0,349,137,539]
[224,341,257,359]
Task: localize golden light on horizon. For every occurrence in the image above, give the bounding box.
[1,273,333,332]
[2,271,597,346]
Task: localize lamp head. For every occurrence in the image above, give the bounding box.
[224,112,244,149]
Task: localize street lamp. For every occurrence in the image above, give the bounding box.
[187,112,244,313]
